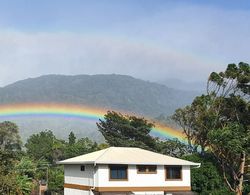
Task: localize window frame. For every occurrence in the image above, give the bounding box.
[137,165,157,174]
[80,165,85,171]
[165,165,182,181]
[109,165,128,181]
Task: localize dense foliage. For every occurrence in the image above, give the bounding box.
[0,121,34,194]
[97,111,156,150]
[173,62,250,194]
[183,154,233,194]
[0,122,103,194]
[0,121,21,151]
[97,111,190,157]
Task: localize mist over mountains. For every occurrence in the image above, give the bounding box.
[157,78,206,92]
[0,74,199,140]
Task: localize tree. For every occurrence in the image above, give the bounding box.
[0,122,21,194]
[206,63,250,194]
[0,121,21,151]
[64,136,99,159]
[156,138,190,158]
[25,130,65,164]
[68,131,76,145]
[173,62,250,194]
[97,111,191,156]
[207,62,250,97]
[0,164,17,194]
[172,106,195,150]
[15,157,37,178]
[48,166,64,194]
[183,154,233,195]
[0,122,35,194]
[0,149,18,194]
[172,95,218,154]
[15,174,34,195]
[97,111,156,150]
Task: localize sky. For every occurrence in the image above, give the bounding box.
[0,0,250,86]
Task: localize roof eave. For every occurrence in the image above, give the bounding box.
[57,161,95,165]
[57,161,201,166]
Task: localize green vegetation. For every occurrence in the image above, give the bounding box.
[0,121,21,151]
[0,122,102,194]
[0,121,34,194]
[0,62,249,194]
[172,62,250,194]
[0,74,197,117]
[97,111,156,150]
[183,154,233,195]
[97,111,190,157]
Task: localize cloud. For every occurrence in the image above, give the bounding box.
[0,3,249,86]
[0,31,213,86]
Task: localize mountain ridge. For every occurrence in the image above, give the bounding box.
[0,74,198,140]
[0,74,198,117]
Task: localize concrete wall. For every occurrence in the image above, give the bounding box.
[133,192,164,195]
[100,193,163,195]
[101,193,133,195]
[96,165,190,187]
[64,164,94,186]
[64,164,191,195]
[64,188,94,195]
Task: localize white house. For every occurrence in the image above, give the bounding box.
[58,147,200,195]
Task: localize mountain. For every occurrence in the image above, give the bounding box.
[0,74,199,140]
[0,74,199,116]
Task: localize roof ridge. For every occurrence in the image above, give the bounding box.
[134,147,197,163]
[94,147,112,164]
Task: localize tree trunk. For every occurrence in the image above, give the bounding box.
[236,151,246,195]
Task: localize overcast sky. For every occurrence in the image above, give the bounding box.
[0,0,249,86]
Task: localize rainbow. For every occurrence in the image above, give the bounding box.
[0,103,187,142]
[152,124,187,144]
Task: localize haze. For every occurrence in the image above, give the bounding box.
[0,0,250,87]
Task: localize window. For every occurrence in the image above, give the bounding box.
[165,166,182,180]
[109,165,128,180]
[80,165,85,171]
[137,165,157,174]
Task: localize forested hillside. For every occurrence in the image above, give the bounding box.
[0,74,198,140]
[0,74,198,117]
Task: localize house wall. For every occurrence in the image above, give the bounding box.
[64,188,94,195]
[64,164,95,195]
[133,192,164,195]
[100,192,163,195]
[96,165,190,187]
[64,164,191,194]
[64,164,94,185]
